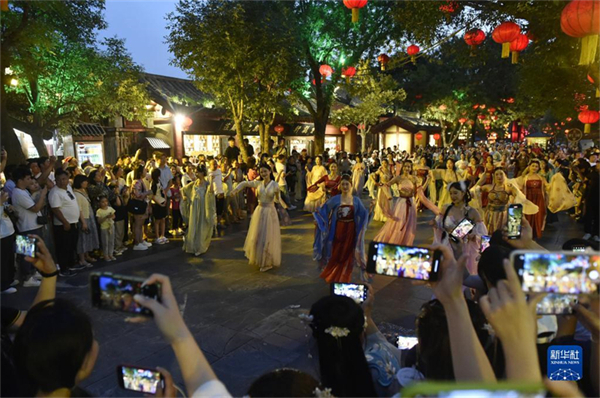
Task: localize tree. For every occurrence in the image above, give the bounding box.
[1,1,151,164]
[331,65,406,152]
[1,0,105,164]
[167,1,303,159]
[290,0,400,155]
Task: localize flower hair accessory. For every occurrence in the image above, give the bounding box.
[314,387,334,397]
[325,326,350,338]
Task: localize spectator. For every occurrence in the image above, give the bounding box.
[109,182,128,255]
[129,165,152,251]
[96,196,117,261]
[72,175,99,268]
[48,169,82,277]
[275,155,296,210]
[224,136,241,164]
[11,167,48,286]
[153,152,174,238]
[150,168,169,244]
[243,138,255,158]
[1,190,17,293]
[170,174,184,236]
[274,137,288,158]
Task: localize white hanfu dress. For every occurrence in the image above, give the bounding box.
[181,180,216,256]
[230,179,283,271]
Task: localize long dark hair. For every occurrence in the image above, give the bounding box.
[309,296,376,397]
[151,168,161,193]
[258,162,275,182]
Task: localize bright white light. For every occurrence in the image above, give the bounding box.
[4,67,13,75]
[10,78,18,86]
[174,114,185,125]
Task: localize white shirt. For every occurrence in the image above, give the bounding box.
[0,208,15,239]
[209,169,224,195]
[11,187,42,232]
[191,380,231,398]
[275,162,287,187]
[49,185,80,225]
[158,165,173,197]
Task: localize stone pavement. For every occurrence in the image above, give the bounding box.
[2,205,584,396]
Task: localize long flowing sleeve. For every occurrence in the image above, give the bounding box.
[507,179,539,215]
[229,180,260,196]
[548,172,577,213]
[313,198,335,262]
[180,182,194,224]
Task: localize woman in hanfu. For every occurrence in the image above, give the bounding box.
[304,156,328,212]
[351,154,366,196]
[229,163,287,272]
[429,159,459,208]
[519,160,548,239]
[371,159,394,222]
[181,165,216,256]
[308,162,342,199]
[373,160,418,246]
[313,175,369,283]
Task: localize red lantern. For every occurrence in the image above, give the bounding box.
[406,45,420,64]
[342,66,356,83]
[340,126,349,133]
[473,104,480,109]
[415,132,423,141]
[377,54,390,71]
[458,117,468,124]
[357,124,365,130]
[468,120,475,126]
[506,97,515,103]
[561,0,600,65]
[578,109,599,133]
[438,104,447,111]
[439,1,459,22]
[492,115,499,121]
[433,133,441,141]
[183,117,193,128]
[477,114,486,120]
[488,107,497,113]
[274,124,285,134]
[492,21,521,58]
[464,28,486,54]
[319,64,333,77]
[415,94,423,99]
[567,117,573,122]
[509,34,529,64]
[480,104,486,109]
[343,0,367,23]
[0,0,8,12]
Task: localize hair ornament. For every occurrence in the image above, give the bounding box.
[314,387,334,397]
[325,326,350,339]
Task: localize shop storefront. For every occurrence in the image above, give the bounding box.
[76,141,104,164]
[183,134,222,156]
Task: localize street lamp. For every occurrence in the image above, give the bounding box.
[10,78,18,86]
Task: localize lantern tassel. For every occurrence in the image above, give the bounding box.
[351,8,359,23]
[579,35,599,66]
[345,76,350,84]
[501,42,510,58]
[511,51,519,64]
[584,123,591,134]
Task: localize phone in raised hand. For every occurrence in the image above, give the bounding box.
[117,365,163,394]
[90,273,161,316]
[367,241,441,281]
[506,204,523,240]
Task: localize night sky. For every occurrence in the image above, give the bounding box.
[101,0,188,79]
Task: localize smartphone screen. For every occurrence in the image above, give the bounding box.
[397,336,419,350]
[367,242,440,281]
[534,293,577,315]
[331,283,368,303]
[481,235,491,253]
[15,235,36,257]
[507,204,522,239]
[118,365,163,394]
[514,252,600,294]
[450,218,475,242]
[90,273,160,316]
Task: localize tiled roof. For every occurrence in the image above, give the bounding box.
[142,73,209,114]
[145,137,171,149]
[71,123,106,136]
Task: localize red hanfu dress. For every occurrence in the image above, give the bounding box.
[319,205,356,283]
[525,179,546,239]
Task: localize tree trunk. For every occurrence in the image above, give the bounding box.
[360,131,367,153]
[234,119,248,162]
[313,114,328,156]
[258,121,271,157]
[0,81,26,164]
[30,131,49,157]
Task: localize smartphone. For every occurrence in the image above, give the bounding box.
[90,273,161,316]
[534,293,578,315]
[397,335,419,350]
[449,218,475,242]
[506,204,523,240]
[117,365,163,394]
[330,282,368,303]
[15,234,37,258]
[481,235,491,253]
[367,241,441,281]
[512,250,600,294]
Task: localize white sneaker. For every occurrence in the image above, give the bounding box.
[143,241,152,247]
[583,233,592,240]
[10,280,19,287]
[288,205,297,210]
[1,287,17,294]
[133,243,149,251]
[23,277,41,287]
[594,235,600,242]
[156,237,166,245]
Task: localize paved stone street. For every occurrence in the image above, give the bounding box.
[2,206,583,396]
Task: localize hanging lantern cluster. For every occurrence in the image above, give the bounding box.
[458,117,468,124]
[464,29,486,56]
[561,0,600,66]
[406,45,420,64]
[343,0,367,23]
[274,125,285,134]
[492,21,521,58]
[342,66,356,83]
[509,34,529,64]
[578,110,599,133]
[377,54,389,71]
[439,1,459,22]
[319,64,333,78]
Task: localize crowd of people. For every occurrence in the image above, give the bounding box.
[1,136,599,397]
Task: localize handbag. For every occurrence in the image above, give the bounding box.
[127,199,147,215]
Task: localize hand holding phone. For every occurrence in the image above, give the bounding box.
[118,365,165,394]
[449,218,475,242]
[366,242,441,281]
[90,273,161,316]
[15,234,37,258]
[397,336,419,350]
[506,204,523,240]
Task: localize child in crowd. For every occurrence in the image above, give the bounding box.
[170,174,184,236]
[96,196,116,261]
